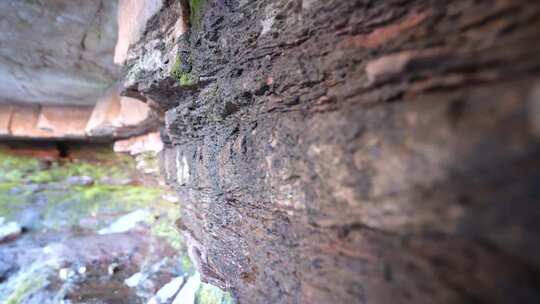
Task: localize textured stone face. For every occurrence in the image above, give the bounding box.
[113,132,163,155]
[125,0,540,303]
[120,0,188,107]
[0,0,119,106]
[37,105,93,137]
[85,89,157,138]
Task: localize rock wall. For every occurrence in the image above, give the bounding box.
[123,0,540,303]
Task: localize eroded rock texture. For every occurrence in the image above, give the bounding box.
[124,0,540,303]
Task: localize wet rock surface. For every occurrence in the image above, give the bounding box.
[123,0,540,303]
[0,143,232,304]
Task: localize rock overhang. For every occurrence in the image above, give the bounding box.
[0,0,167,141]
[0,0,120,107]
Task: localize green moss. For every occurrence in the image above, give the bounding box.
[0,183,30,219]
[0,148,194,298]
[0,147,134,186]
[195,283,234,304]
[171,56,198,87]
[40,185,165,229]
[171,56,183,78]
[189,0,204,27]
[23,0,39,5]
[0,148,187,265]
[0,151,40,183]
[180,73,199,86]
[28,159,132,184]
[152,217,183,250]
[5,275,47,304]
[0,149,175,227]
[3,263,49,304]
[181,255,195,274]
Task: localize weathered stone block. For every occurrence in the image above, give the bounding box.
[0,105,14,136]
[37,105,93,137]
[113,132,163,155]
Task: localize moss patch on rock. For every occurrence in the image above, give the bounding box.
[0,146,194,302]
[38,185,164,229]
[0,148,182,249]
[195,283,234,304]
[189,0,204,27]
[2,262,50,304]
[171,56,198,87]
[0,151,40,183]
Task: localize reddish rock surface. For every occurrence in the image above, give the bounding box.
[123,0,540,303]
[339,10,431,49]
[0,105,13,135]
[365,48,449,84]
[115,0,164,64]
[9,105,48,138]
[37,105,94,137]
[86,89,157,138]
[0,99,156,140]
[114,132,164,155]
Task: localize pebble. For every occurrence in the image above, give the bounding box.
[108,263,119,276]
[98,209,152,235]
[162,193,179,203]
[78,266,87,275]
[147,276,185,304]
[172,273,200,304]
[59,268,75,281]
[0,221,22,242]
[66,175,94,186]
[125,272,144,288]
